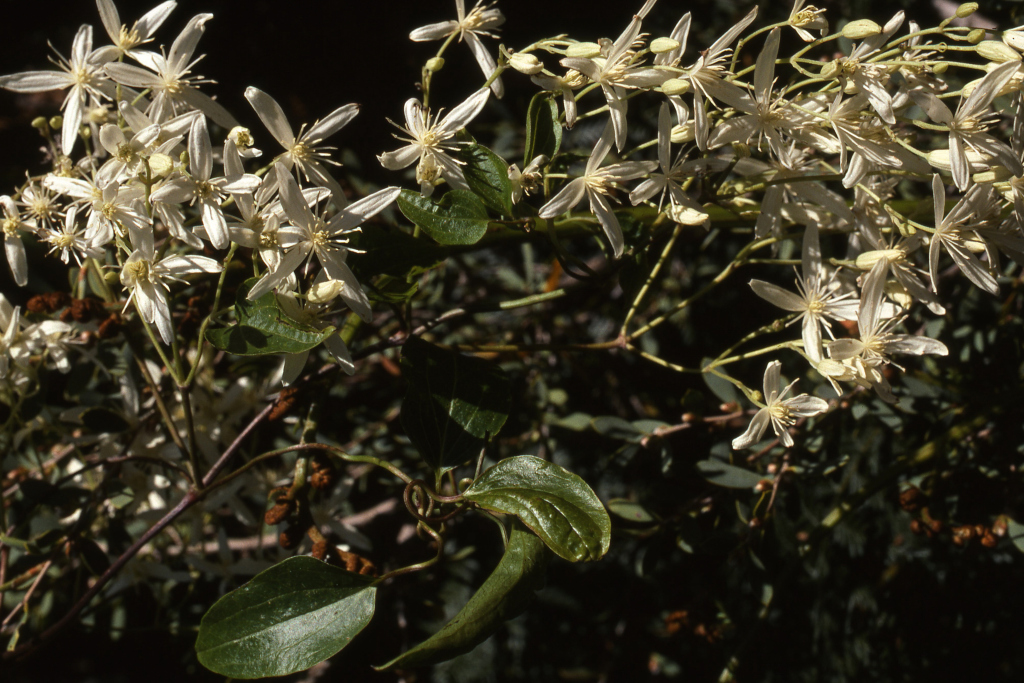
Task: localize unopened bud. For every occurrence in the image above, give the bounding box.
[566,42,602,59]
[307,279,346,304]
[855,249,903,270]
[933,62,948,74]
[661,78,690,96]
[103,270,119,284]
[955,2,979,18]
[49,116,63,130]
[148,153,174,178]
[977,40,1021,63]
[508,52,543,75]
[1004,30,1024,52]
[79,125,91,140]
[670,122,695,144]
[425,57,445,73]
[841,19,882,40]
[650,37,681,54]
[31,116,48,130]
[819,60,840,79]
[967,28,986,45]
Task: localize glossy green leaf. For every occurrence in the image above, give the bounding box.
[396,189,491,245]
[401,337,511,473]
[524,93,562,167]
[457,144,514,217]
[196,556,376,679]
[463,455,611,562]
[205,278,334,356]
[696,459,765,489]
[376,528,548,670]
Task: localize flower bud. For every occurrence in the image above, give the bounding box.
[307,279,346,304]
[933,62,948,74]
[841,20,881,40]
[49,115,63,130]
[977,40,1021,63]
[670,122,695,144]
[661,78,690,96]
[78,125,91,140]
[650,37,681,54]
[855,249,903,270]
[31,116,48,130]
[967,28,986,45]
[955,2,979,18]
[1004,29,1024,52]
[425,57,445,73]
[566,42,602,58]
[508,52,543,75]
[819,60,840,79]
[148,153,174,179]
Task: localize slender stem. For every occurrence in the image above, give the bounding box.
[621,221,682,336]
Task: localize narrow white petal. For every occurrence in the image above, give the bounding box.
[244,86,296,148]
[409,20,458,41]
[329,187,401,233]
[732,409,771,449]
[437,88,490,136]
[538,179,587,219]
[589,190,624,257]
[305,103,359,142]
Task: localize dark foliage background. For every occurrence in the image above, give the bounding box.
[3,1,1024,682]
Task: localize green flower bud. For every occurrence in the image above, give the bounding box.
[31,116,48,130]
[508,52,543,75]
[650,37,681,54]
[841,20,882,40]
[566,42,602,59]
[977,40,1021,63]
[955,2,979,18]
[820,60,841,79]
[967,28,986,45]
[661,78,690,96]
[49,115,63,130]
[425,57,445,73]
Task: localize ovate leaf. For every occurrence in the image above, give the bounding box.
[196,556,376,679]
[696,459,765,489]
[396,189,491,245]
[205,278,334,356]
[376,527,548,670]
[401,337,511,473]
[524,93,562,166]
[463,455,611,562]
[457,144,514,217]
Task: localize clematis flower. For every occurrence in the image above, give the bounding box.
[245,86,358,206]
[788,0,828,42]
[927,175,1000,294]
[378,88,490,197]
[40,206,104,265]
[247,164,401,322]
[93,0,178,61]
[731,360,828,449]
[0,25,113,155]
[119,223,222,345]
[410,0,506,97]
[538,120,656,257]
[2,196,37,286]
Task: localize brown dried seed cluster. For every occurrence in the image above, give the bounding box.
[268,386,300,421]
[58,297,107,323]
[308,455,337,490]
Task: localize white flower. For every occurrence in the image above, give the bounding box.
[826,259,948,401]
[2,195,37,286]
[748,224,859,362]
[559,0,665,151]
[508,155,547,204]
[104,14,237,129]
[531,70,586,129]
[150,114,261,249]
[927,175,1000,294]
[244,87,359,207]
[247,164,400,322]
[378,88,490,196]
[788,0,828,42]
[120,226,222,344]
[538,120,656,257]
[95,119,163,184]
[410,0,506,97]
[43,174,148,248]
[93,0,177,60]
[912,60,1023,191]
[0,25,113,155]
[831,11,904,125]
[731,360,828,449]
[275,274,356,385]
[40,206,104,265]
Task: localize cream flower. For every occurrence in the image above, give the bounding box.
[378,88,490,196]
[410,0,506,97]
[93,0,177,60]
[731,360,828,449]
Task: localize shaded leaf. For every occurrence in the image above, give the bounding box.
[457,144,514,217]
[205,278,334,356]
[463,455,611,562]
[196,556,376,679]
[525,93,561,167]
[401,337,511,473]
[349,225,446,280]
[696,459,764,489]
[376,527,547,670]
[396,189,491,245]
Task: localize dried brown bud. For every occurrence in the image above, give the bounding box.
[311,539,329,561]
[269,387,300,421]
[26,291,71,314]
[264,500,293,526]
[899,486,927,512]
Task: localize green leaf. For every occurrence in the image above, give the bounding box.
[401,337,511,473]
[524,93,562,167]
[1006,517,1024,554]
[205,278,334,356]
[696,459,765,489]
[376,527,548,670]
[457,144,514,217]
[463,455,611,562]
[196,556,376,679]
[396,189,491,245]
